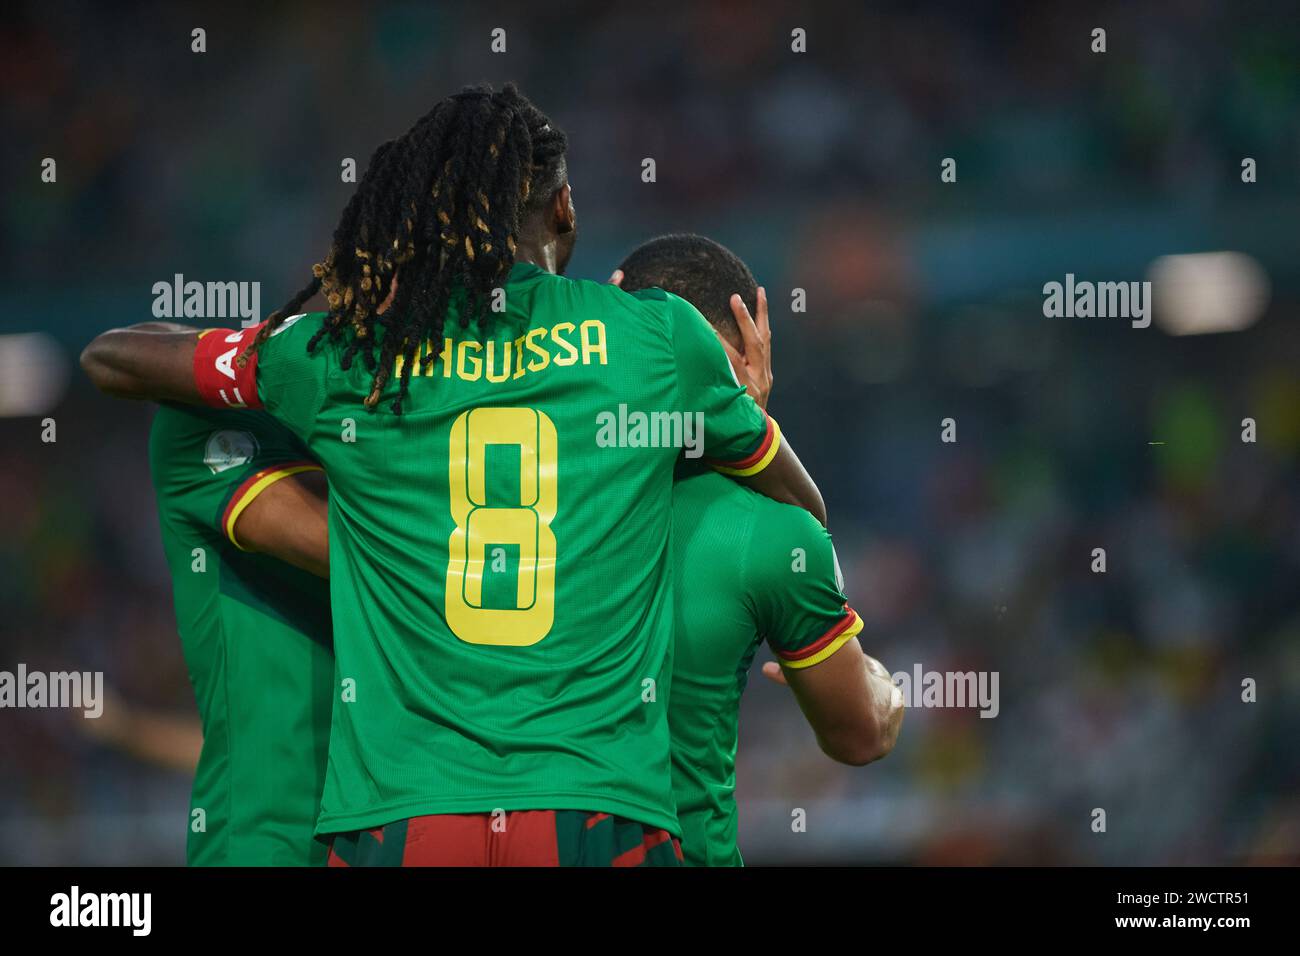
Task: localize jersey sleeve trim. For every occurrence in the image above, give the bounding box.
[776,606,863,670]
[222,461,322,551]
[709,414,781,477]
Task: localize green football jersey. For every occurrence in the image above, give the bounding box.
[224,261,776,836]
[148,403,333,865]
[668,464,862,866]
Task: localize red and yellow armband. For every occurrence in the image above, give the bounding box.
[709,414,782,477]
[222,461,324,550]
[194,324,265,409]
[776,606,864,670]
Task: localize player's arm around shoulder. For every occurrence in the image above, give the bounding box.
[81,322,207,403]
[82,311,320,412]
[751,506,903,766]
[663,291,827,526]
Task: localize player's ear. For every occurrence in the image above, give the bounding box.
[553,183,575,235]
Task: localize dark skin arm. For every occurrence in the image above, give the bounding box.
[736,441,827,528]
[78,686,204,774]
[761,641,904,766]
[233,469,330,578]
[82,323,331,575]
[80,323,206,404]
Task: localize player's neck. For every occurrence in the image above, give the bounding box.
[514,235,559,274]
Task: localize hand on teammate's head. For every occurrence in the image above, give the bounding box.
[720,285,772,410]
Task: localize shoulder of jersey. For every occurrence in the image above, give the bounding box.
[621,286,670,304]
[562,277,678,336]
[525,271,676,312]
[680,466,762,515]
[746,483,826,536]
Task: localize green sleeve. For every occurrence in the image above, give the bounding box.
[149,404,323,549]
[666,293,775,469]
[743,502,863,670]
[252,311,331,437]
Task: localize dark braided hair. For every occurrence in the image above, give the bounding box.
[247,83,568,413]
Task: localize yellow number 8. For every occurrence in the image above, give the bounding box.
[446,407,557,646]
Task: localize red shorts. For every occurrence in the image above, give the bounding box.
[327,810,683,867]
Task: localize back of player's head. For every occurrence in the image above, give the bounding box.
[256,82,568,413]
[617,234,757,347]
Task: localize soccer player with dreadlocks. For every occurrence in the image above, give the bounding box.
[82,83,825,866]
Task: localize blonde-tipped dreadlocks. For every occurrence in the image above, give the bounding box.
[246,83,567,413]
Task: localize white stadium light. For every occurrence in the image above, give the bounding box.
[1147,252,1270,336]
[0,333,69,417]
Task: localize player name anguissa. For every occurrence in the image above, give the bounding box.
[395,320,608,383]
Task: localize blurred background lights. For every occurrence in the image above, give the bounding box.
[1149,252,1270,336]
[0,333,68,417]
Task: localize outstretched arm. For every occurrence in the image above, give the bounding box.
[81,323,205,403]
[79,686,203,774]
[89,322,330,575]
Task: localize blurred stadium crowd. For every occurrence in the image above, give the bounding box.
[1,1,1298,863]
